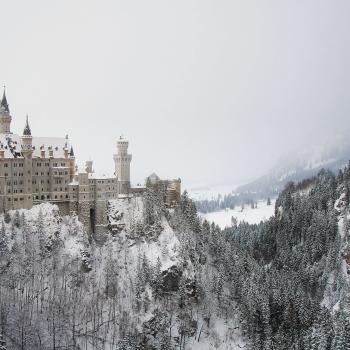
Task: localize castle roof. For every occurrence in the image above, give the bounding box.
[23,116,31,136]
[1,90,9,113]
[148,172,160,180]
[0,133,72,159]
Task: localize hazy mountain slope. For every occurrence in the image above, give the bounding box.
[236,141,350,197]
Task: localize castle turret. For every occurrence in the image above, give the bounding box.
[0,89,12,134]
[85,160,93,174]
[21,116,33,209]
[114,136,132,194]
[68,145,76,180]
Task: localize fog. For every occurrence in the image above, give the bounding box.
[0,0,349,189]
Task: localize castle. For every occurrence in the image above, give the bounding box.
[0,90,181,235]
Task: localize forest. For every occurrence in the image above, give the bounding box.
[0,165,350,349]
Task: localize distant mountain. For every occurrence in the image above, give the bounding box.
[236,140,350,198]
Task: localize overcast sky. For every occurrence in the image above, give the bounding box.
[0,0,349,189]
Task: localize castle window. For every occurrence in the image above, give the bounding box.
[4,173,8,177]
[8,198,10,201]
[14,163,17,167]
[4,163,8,167]
[55,195,57,199]
[14,198,17,201]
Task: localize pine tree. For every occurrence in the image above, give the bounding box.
[3,212,10,224]
[151,257,163,300]
[0,221,8,260]
[13,210,20,228]
[0,334,6,350]
[332,311,347,350]
[36,209,47,257]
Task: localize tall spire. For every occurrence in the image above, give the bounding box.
[23,115,32,136]
[70,146,75,157]
[1,87,9,113]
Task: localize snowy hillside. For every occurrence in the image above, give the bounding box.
[1,169,349,349]
[0,195,245,350]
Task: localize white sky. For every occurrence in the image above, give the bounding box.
[0,0,349,189]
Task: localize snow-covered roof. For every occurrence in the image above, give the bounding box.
[0,133,72,159]
[148,172,160,183]
[88,173,116,180]
[69,180,79,186]
[132,184,146,188]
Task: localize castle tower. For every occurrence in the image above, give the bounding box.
[114,136,132,194]
[21,116,33,209]
[0,89,12,134]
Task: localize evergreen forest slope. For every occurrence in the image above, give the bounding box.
[0,166,350,349]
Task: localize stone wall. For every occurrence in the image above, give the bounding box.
[56,201,70,216]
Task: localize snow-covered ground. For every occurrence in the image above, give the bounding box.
[200,199,276,228]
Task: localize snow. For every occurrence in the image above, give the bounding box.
[200,199,276,228]
[0,198,245,349]
[0,133,71,158]
[322,192,350,311]
[108,197,144,229]
[187,316,244,350]
[107,197,180,270]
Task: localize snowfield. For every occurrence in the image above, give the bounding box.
[200,199,276,228]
